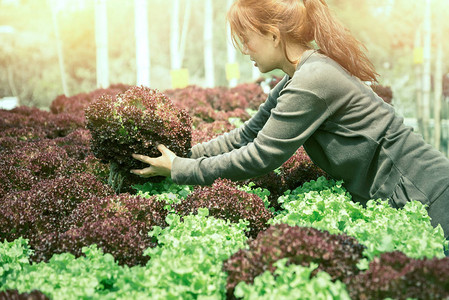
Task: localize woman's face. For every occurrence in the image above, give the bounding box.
[240,30,283,73]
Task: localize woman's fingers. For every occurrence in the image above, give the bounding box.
[130,166,154,177]
[130,144,175,178]
[157,144,169,154]
[132,153,153,164]
[156,144,176,164]
[132,144,168,163]
[130,154,154,177]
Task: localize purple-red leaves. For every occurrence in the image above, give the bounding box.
[0,290,49,300]
[347,251,449,300]
[85,86,192,185]
[0,106,84,140]
[240,147,328,210]
[192,121,236,145]
[33,194,169,266]
[371,84,393,105]
[223,224,366,297]
[50,83,130,118]
[174,178,273,238]
[0,173,114,242]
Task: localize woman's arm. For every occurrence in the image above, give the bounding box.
[189,77,289,159]
[130,76,289,179]
[171,84,331,185]
[190,96,274,158]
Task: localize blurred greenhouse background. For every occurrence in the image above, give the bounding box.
[1,0,449,154]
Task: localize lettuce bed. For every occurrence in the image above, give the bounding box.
[1,84,448,299]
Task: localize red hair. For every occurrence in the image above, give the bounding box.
[227,0,378,83]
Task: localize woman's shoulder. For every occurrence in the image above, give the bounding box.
[290,51,366,99]
[296,52,352,83]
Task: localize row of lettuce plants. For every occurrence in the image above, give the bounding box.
[1,177,448,299]
[1,82,447,299]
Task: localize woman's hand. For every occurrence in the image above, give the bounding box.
[130,144,177,178]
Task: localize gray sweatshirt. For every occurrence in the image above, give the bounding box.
[171,50,449,236]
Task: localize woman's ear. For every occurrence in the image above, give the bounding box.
[271,28,281,47]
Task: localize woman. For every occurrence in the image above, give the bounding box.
[131,0,449,240]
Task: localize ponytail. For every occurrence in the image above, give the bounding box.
[227,0,378,83]
[304,0,378,82]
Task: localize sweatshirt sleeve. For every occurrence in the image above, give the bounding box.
[189,76,289,159]
[172,77,331,186]
[189,98,272,158]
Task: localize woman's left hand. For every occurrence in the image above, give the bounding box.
[130,144,176,178]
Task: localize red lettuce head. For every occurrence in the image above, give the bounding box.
[85,86,192,186]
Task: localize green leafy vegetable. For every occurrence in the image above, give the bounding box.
[112,210,249,299]
[2,245,123,299]
[234,258,351,300]
[0,238,33,287]
[271,177,447,260]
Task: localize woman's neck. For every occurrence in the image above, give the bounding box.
[282,43,310,77]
